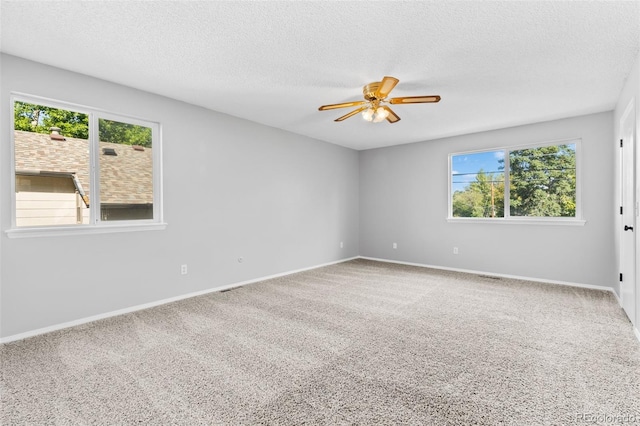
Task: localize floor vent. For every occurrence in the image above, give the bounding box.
[478,275,502,280]
[220,287,240,293]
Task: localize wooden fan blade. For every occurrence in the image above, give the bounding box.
[382,106,401,123]
[335,106,368,122]
[389,95,441,104]
[318,101,366,111]
[375,76,399,99]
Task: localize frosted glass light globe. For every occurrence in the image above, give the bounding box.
[362,108,375,121]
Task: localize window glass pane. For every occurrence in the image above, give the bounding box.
[451,151,505,217]
[98,118,153,221]
[509,144,576,217]
[14,101,90,226]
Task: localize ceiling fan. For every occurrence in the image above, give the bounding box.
[318,76,440,123]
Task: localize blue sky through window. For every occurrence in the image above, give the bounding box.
[451,150,505,193]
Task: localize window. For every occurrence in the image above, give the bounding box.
[451,150,505,218]
[10,95,163,236]
[450,140,581,223]
[98,118,154,221]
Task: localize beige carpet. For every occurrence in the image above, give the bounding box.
[2,259,639,425]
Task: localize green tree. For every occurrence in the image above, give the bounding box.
[452,188,484,217]
[14,101,88,139]
[452,169,505,218]
[509,145,575,217]
[14,102,151,147]
[99,119,152,147]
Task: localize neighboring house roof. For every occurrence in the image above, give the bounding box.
[14,130,153,205]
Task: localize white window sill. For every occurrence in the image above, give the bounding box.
[446,217,586,226]
[5,222,168,238]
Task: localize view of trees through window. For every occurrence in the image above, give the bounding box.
[14,101,89,139]
[15,101,151,146]
[451,143,577,218]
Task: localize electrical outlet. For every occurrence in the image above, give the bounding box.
[181,264,188,275]
[340,241,344,248]
[453,247,459,255]
[393,242,397,249]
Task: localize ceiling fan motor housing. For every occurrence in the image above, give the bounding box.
[363,82,382,101]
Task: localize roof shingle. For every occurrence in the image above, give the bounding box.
[14,130,153,205]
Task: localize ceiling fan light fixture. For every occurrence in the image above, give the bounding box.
[362,107,375,122]
[372,106,388,123]
[362,105,388,123]
[319,76,440,124]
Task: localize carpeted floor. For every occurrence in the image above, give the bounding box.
[1,259,639,425]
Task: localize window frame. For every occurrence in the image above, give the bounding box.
[7,93,166,238]
[448,138,585,226]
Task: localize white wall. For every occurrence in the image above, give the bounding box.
[0,53,3,339]
[0,54,360,339]
[359,112,615,288]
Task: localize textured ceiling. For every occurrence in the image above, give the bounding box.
[1,1,639,150]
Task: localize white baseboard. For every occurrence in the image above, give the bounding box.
[360,257,640,343]
[610,288,623,307]
[0,256,359,344]
[358,256,618,294]
[3,256,634,345]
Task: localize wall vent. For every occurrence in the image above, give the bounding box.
[478,275,502,280]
